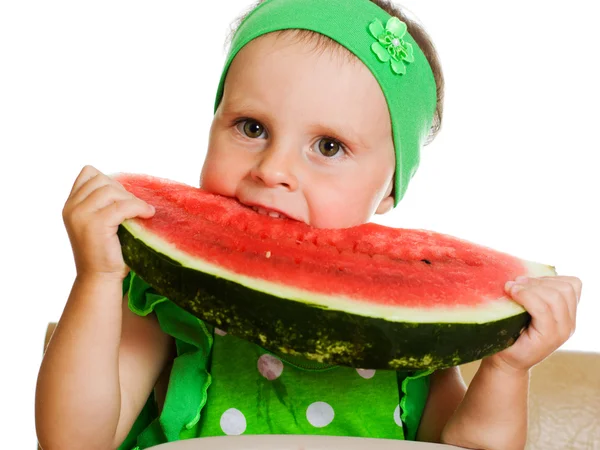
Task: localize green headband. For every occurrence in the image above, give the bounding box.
[213,0,437,205]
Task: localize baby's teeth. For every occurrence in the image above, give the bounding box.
[250,205,282,218]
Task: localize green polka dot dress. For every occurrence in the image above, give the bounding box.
[119,272,432,450]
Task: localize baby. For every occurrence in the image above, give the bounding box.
[35,0,582,449]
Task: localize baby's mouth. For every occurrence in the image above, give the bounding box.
[251,205,287,219]
[237,197,302,222]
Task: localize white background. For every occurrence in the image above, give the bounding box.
[1,0,598,447]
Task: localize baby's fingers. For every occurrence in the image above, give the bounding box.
[507,283,574,344]
[513,277,579,324]
[77,184,133,214]
[65,184,153,232]
[67,165,101,198]
[539,275,583,303]
[98,197,155,228]
[68,170,127,208]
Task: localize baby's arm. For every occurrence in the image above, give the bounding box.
[415,367,466,443]
[418,275,581,449]
[36,282,172,449]
[417,360,529,449]
[35,166,173,450]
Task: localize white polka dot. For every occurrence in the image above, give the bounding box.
[306,401,334,428]
[257,354,284,380]
[393,405,402,427]
[215,328,227,336]
[220,408,246,435]
[356,368,376,379]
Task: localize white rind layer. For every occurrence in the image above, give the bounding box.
[123,220,556,324]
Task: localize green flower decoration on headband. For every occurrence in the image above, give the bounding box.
[369,17,415,75]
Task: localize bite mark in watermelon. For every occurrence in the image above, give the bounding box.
[115,173,555,370]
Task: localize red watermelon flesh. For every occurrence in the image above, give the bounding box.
[116,173,554,324]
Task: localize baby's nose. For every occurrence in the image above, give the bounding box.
[251,147,299,191]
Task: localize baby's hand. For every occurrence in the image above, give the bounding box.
[487,275,582,373]
[62,165,155,281]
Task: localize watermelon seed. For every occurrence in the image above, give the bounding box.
[266,251,272,258]
[421,259,432,265]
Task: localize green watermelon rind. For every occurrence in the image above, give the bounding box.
[118,221,554,371]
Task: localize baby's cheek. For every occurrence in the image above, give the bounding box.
[200,155,237,195]
[308,194,370,229]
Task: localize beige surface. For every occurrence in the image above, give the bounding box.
[149,435,464,449]
[460,353,600,449]
[41,324,600,449]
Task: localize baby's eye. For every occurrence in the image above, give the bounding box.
[237,119,267,139]
[317,138,343,158]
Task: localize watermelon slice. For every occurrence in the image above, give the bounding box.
[115,173,555,370]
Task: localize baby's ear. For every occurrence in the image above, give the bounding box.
[375,178,394,215]
[375,195,394,215]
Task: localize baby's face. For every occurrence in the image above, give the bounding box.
[201,32,395,228]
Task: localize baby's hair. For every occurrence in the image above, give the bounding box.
[226,0,445,146]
